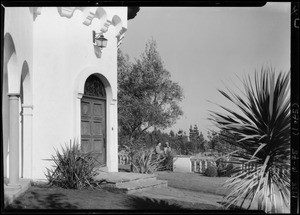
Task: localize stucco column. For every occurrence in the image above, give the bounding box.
[8,93,20,187]
[107,99,118,172]
[112,99,118,171]
[75,93,84,143]
[22,104,33,178]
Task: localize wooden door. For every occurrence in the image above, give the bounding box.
[81,75,106,166]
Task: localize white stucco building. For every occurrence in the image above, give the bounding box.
[2,6,139,185]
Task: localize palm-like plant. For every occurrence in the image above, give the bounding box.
[209,68,290,213]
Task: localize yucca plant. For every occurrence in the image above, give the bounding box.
[45,139,102,189]
[209,68,290,213]
[131,147,166,174]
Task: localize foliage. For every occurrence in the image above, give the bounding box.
[45,140,102,190]
[173,129,190,155]
[138,128,171,149]
[158,150,177,171]
[189,125,206,153]
[206,130,239,154]
[118,39,184,148]
[205,165,218,177]
[130,147,166,174]
[206,131,218,151]
[217,163,235,177]
[209,68,290,212]
[119,124,240,159]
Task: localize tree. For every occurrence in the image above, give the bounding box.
[176,129,189,155]
[216,129,240,154]
[118,39,184,148]
[209,68,290,212]
[189,125,206,153]
[169,130,175,138]
[206,130,219,151]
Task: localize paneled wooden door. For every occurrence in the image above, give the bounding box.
[81,75,106,166]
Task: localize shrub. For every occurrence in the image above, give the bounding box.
[157,151,177,171]
[45,139,102,189]
[218,163,235,177]
[205,165,218,177]
[130,147,165,174]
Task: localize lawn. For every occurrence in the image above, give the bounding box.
[5,171,255,211]
[156,171,229,196]
[5,183,220,210]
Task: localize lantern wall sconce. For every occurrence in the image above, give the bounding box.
[93,30,108,49]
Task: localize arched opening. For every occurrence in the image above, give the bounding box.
[3,33,21,185]
[3,33,17,179]
[20,61,33,178]
[81,74,107,166]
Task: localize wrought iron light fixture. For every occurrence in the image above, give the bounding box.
[93,31,108,48]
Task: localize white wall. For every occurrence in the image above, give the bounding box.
[3,7,34,178]
[31,7,126,179]
[3,6,127,180]
[4,7,34,77]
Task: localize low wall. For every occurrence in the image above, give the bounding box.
[172,157,192,173]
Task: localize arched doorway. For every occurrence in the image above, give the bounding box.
[81,74,106,166]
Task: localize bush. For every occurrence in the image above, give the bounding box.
[130,147,165,174]
[204,165,218,177]
[217,163,234,177]
[45,139,102,189]
[157,151,176,171]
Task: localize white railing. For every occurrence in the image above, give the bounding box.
[118,152,130,165]
[190,157,257,174]
[190,158,289,177]
[118,152,289,177]
[190,157,216,173]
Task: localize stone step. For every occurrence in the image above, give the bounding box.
[116,179,168,194]
[94,172,157,184]
[94,172,168,194]
[115,175,158,187]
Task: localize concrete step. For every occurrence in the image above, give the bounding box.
[114,175,158,187]
[94,172,168,194]
[4,179,31,206]
[116,179,168,194]
[94,172,157,184]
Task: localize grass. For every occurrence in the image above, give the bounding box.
[156,171,229,196]
[5,170,262,211]
[5,184,220,210]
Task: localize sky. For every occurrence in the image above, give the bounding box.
[120,3,291,138]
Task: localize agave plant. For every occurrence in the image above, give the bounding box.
[45,139,102,189]
[209,68,290,213]
[130,147,166,174]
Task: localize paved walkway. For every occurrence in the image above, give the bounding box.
[4,178,31,206]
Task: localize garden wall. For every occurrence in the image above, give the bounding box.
[172,156,192,173]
